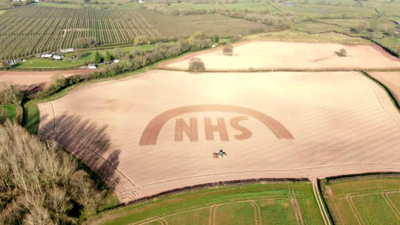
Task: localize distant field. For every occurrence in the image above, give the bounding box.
[272,3,378,18]
[322,177,400,225]
[30,2,82,8]
[373,37,400,55]
[0,6,266,60]
[136,9,268,38]
[247,30,369,44]
[294,22,352,34]
[117,2,143,9]
[165,1,278,12]
[161,40,400,70]
[369,72,400,105]
[90,182,323,225]
[275,0,357,6]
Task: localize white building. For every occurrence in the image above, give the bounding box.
[88,64,97,69]
[41,53,52,58]
[59,48,74,53]
[53,55,64,60]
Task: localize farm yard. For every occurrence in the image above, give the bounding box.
[91,182,323,225]
[37,70,400,204]
[160,40,400,70]
[321,176,400,225]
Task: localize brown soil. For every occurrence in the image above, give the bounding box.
[157,41,400,71]
[0,69,103,89]
[369,72,400,103]
[38,70,400,204]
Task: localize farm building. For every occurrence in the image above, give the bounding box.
[41,53,52,58]
[59,48,74,53]
[88,64,97,69]
[53,55,65,60]
[7,59,24,65]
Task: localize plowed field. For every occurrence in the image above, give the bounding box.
[38,70,400,203]
[159,41,400,71]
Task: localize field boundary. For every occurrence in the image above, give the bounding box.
[361,71,400,113]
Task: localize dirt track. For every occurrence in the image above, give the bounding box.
[158,41,400,71]
[38,70,400,204]
[0,69,102,88]
[369,72,400,103]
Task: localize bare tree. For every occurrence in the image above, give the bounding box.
[337,48,347,57]
[0,121,104,224]
[188,57,205,72]
[223,44,234,56]
[0,82,22,105]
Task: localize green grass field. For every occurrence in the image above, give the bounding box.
[1,104,17,121]
[294,22,352,34]
[373,37,400,54]
[165,1,278,12]
[321,176,400,225]
[91,182,324,225]
[30,2,82,8]
[15,44,156,69]
[246,30,370,44]
[118,2,143,9]
[272,3,378,18]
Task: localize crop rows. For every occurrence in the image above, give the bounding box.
[0,6,268,60]
[0,6,163,60]
[137,9,270,38]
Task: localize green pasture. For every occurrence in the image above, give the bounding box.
[165,1,278,12]
[321,176,400,225]
[373,36,400,54]
[321,18,397,29]
[294,22,352,34]
[31,2,83,8]
[15,44,155,69]
[118,2,143,9]
[247,30,370,44]
[273,3,378,18]
[1,104,17,122]
[273,0,357,6]
[91,182,323,225]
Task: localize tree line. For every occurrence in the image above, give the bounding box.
[0,121,109,224]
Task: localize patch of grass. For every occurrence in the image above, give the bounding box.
[165,1,278,12]
[15,44,156,69]
[91,182,324,225]
[31,2,82,8]
[294,22,352,34]
[273,3,378,18]
[1,104,17,121]
[373,36,400,54]
[321,176,400,225]
[0,10,6,14]
[247,30,370,44]
[118,2,142,9]
[21,100,40,134]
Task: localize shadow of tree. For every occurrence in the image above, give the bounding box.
[39,113,122,192]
